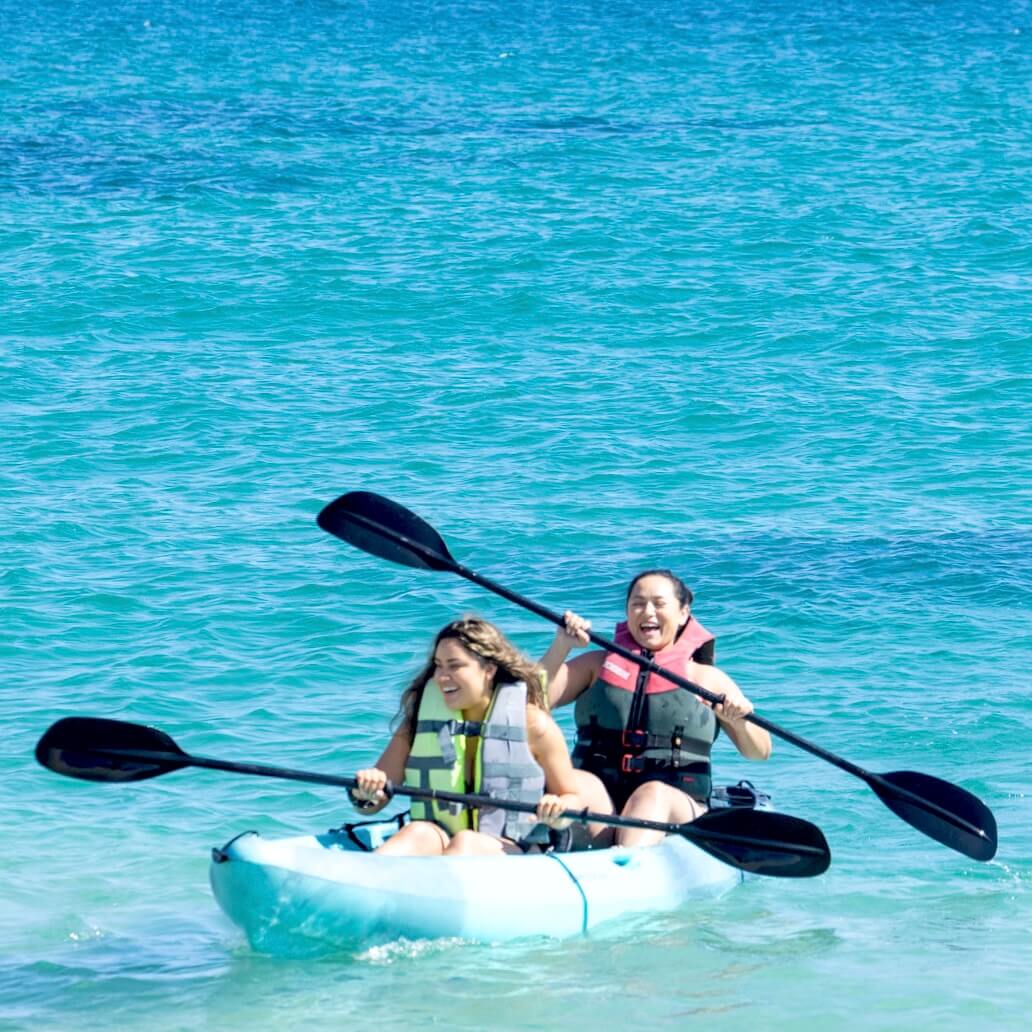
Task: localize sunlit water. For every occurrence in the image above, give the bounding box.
[2,1,1029,1029]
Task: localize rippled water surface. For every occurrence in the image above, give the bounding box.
[2,1,1029,1029]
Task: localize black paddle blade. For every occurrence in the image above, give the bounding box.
[317,491,456,572]
[35,717,189,783]
[872,771,998,862]
[680,807,831,878]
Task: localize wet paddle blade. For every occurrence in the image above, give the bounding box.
[317,491,456,572]
[872,770,998,862]
[35,717,189,783]
[680,807,831,878]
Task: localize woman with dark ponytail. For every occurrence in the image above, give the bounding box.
[540,571,770,847]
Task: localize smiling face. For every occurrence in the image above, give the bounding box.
[626,574,690,651]
[432,637,497,718]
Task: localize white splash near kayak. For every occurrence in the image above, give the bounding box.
[210,790,766,956]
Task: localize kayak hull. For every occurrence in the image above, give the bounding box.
[209,807,753,955]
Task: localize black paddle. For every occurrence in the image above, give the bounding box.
[316,490,998,863]
[36,716,830,878]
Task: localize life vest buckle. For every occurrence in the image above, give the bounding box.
[620,753,647,773]
[621,729,648,749]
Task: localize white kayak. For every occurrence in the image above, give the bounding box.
[209,786,768,955]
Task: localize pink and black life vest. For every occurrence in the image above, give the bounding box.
[572,617,718,807]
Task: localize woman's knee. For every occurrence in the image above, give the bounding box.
[616,783,704,847]
[623,781,703,822]
[571,769,615,814]
[624,780,669,809]
[445,830,498,856]
[377,820,448,855]
[446,830,475,854]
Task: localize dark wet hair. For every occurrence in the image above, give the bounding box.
[625,569,694,608]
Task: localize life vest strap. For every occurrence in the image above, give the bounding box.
[481,761,542,781]
[618,754,712,775]
[414,719,528,742]
[415,718,482,735]
[404,755,456,771]
[577,726,712,757]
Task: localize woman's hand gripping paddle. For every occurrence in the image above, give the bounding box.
[36,716,830,878]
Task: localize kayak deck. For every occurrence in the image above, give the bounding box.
[209,784,768,955]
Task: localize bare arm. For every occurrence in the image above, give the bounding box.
[351,724,411,814]
[549,651,604,708]
[527,706,581,798]
[527,705,583,826]
[540,610,604,708]
[694,665,772,761]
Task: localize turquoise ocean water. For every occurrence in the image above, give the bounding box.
[2,0,1029,1027]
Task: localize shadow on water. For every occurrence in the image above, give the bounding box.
[0,105,817,198]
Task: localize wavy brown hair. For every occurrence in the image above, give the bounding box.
[394,617,547,741]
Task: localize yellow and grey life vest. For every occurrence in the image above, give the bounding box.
[403,680,545,841]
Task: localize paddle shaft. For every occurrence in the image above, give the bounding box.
[339,509,985,840]
[96,746,815,852]
[468,561,990,838]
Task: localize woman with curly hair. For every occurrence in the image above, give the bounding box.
[350,617,583,856]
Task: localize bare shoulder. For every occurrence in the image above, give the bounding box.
[525,703,560,741]
[564,650,604,694]
[571,650,605,677]
[548,649,605,709]
[525,703,576,776]
[377,724,412,781]
[689,662,736,691]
